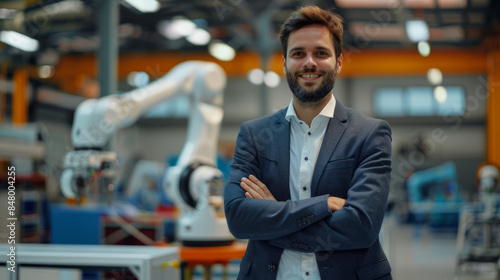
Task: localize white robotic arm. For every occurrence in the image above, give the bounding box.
[60,60,234,244]
[67,60,224,149]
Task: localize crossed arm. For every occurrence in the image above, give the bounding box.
[241,175,346,212]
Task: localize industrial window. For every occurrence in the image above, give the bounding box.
[374,86,465,117]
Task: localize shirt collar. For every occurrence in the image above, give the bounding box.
[285,94,336,122]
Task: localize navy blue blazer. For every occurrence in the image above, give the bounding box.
[224,99,393,280]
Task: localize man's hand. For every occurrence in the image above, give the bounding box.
[240,175,277,201]
[327,196,346,212]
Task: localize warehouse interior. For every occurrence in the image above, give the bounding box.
[0,0,500,279]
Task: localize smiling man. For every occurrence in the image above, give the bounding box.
[224,5,393,280]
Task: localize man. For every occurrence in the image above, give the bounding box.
[224,5,392,280]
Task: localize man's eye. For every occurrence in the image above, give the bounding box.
[292,52,303,56]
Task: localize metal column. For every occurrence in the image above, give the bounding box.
[97,0,119,97]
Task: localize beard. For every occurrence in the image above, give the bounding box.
[286,67,337,104]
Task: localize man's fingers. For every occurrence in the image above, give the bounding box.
[327,196,346,212]
[240,180,261,199]
[241,175,276,201]
[249,174,265,188]
[249,175,276,200]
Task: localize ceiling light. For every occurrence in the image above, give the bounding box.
[434,86,447,103]
[208,41,235,61]
[247,69,264,85]
[41,0,85,16]
[406,20,429,42]
[264,71,281,88]
[158,18,196,40]
[0,31,39,52]
[123,0,160,13]
[418,41,431,57]
[38,65,55,79]
[427,68,443,85]
[186,28,211,45]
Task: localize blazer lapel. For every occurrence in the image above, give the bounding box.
[273,110,291,201]
[311,100,348,197]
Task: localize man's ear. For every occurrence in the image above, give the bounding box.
[282,55,286,74]
[336,53,343,73]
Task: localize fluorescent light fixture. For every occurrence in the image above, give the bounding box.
[434,86,447,103]
[247,69,264,85]
[41,0,85,16]
[264,71,281,88]
[418,40,431,57]
[158,18,196,40]
[186,28,211,45]
[208,41,235,61]
[406,20,429,42]
[0,31,39,52]
[123,0,160,13]
[427,68,443,85]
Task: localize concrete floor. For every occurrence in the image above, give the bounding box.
[383,216,499,280]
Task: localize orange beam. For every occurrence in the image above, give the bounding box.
[12,69,28,125]
[338,48,488,77]
[487,50,500,167]
[50,51,262,81]
[47,48,488,94]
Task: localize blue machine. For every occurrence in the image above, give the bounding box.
[406,162,462,230]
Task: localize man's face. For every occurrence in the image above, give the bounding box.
[283,24,343,103]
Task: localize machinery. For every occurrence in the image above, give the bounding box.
[60,61,235,245]
[456,164,500,269]
[406,162,462,229]
[478,164,500,219]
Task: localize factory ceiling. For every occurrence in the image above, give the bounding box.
[0,0,499,65]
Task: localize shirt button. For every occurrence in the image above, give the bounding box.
[304,157,308,161]
[306,272,310,276]
[302,186,307,191]
[308,132,311,135]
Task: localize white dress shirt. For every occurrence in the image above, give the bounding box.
[276,95,336,280]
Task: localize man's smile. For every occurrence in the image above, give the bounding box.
[300,74,321,81]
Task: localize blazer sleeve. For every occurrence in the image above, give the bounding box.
[269,120,392,251]
[224,122,333,240]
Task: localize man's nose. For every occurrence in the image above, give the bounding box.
[303,54,317,69]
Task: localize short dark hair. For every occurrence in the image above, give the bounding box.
[279,5,343,60]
